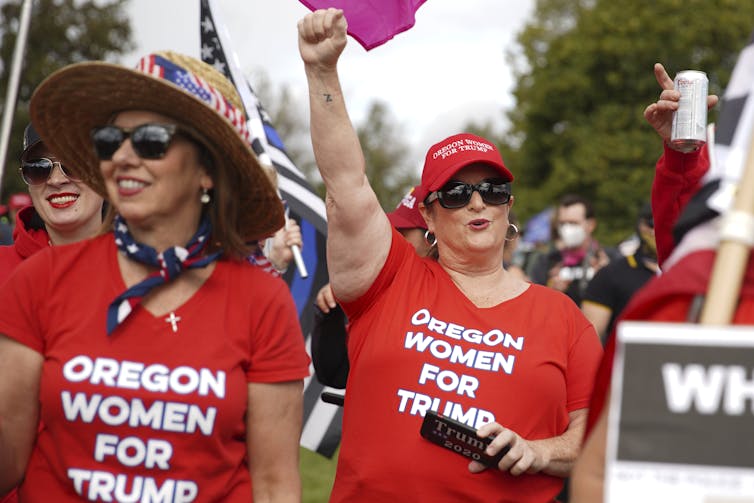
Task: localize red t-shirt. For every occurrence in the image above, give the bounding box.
[0,234,310,502]
[0,206,49,503]
[331,229,603,503]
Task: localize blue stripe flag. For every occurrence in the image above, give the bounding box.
[199,0,342,458]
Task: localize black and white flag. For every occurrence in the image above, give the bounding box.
[199,0,342,458]
[670,31,754,262]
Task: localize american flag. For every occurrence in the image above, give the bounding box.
[199,0,342,458]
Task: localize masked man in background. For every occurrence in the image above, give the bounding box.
[580,202,658,343]
[529,194,618,305]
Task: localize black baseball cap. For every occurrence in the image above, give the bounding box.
[21,123,42,160]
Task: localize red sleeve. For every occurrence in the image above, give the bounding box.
[246,278,310,383]
[340,227,415,320]
[0,249,50,353]
[0,246,24,286]
[566,313,603,412]
[652,143,709,267]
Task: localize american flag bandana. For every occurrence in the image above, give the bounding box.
[247,247,280,278]
[136,54,251,145]
[246,201,294,278]
[106,214,222,335]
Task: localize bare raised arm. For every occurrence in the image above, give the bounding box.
[298,8,392,302]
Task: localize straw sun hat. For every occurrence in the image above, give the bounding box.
[29,51,284,242]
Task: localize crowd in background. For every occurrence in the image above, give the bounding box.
[0,5,741,503]
[0,177,656,352]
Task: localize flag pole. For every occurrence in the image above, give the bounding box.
[206,0,308,278]
[286,212,308,278]
[0,0,33,198]
[699,125,754,324]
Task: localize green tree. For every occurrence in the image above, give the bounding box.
[264,95,415,208]
[0,0,133,201]
[496,0,754,244]
[254,75,415,209]
[357,101,416,210]
[251,69,317,184]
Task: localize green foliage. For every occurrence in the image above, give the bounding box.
[0,0,133,201]
[493,0,754,244]
[301,447,337,502]
[251,69,320,191]
[356,101,417,210]
[260,87,416,210]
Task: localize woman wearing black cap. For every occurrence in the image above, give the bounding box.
[0,125,104,503]
[298,9,602,503]
[0,124,104,284]
[0,52,309,501]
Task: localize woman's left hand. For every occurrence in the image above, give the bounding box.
[468,422,548,476]
[268,220,303,272]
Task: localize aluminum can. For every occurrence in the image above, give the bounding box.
[670,70,708,153]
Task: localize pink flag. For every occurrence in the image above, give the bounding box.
[299,0,427,50]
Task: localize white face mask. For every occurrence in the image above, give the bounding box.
[558,223,587,248]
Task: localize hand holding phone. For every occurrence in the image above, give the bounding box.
[420,410,510,468]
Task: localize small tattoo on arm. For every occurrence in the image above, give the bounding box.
[323,93,333,102]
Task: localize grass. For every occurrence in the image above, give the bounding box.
[301,446,339,503]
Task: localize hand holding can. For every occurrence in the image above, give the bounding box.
[670,70,709,153]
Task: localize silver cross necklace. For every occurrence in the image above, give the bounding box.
[165,312,181,333]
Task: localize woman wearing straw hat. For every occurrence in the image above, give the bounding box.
[299,9,602,502]
[0,52,310,502]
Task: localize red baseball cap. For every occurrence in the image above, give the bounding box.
[421,133,513,192]
[9,193,32,210]
[387,185,428,230]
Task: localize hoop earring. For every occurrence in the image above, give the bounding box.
[200,187,211,204]
[424,230,437,247]
[505,223,519,241]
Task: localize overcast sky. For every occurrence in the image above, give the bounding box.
[124,0,535,171]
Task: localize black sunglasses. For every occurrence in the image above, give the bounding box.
[19,158,80,186]
[425,179,511,209]
[91,123,179,160]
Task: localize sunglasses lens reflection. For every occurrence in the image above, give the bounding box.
[21,159,54,185]
[484,183,510,205]
[91,126,125,160]
[440,183,471,208]
[131,125,175,158]
[91,124,177,160]
[437,181,510,209]
[20,159,79,185]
